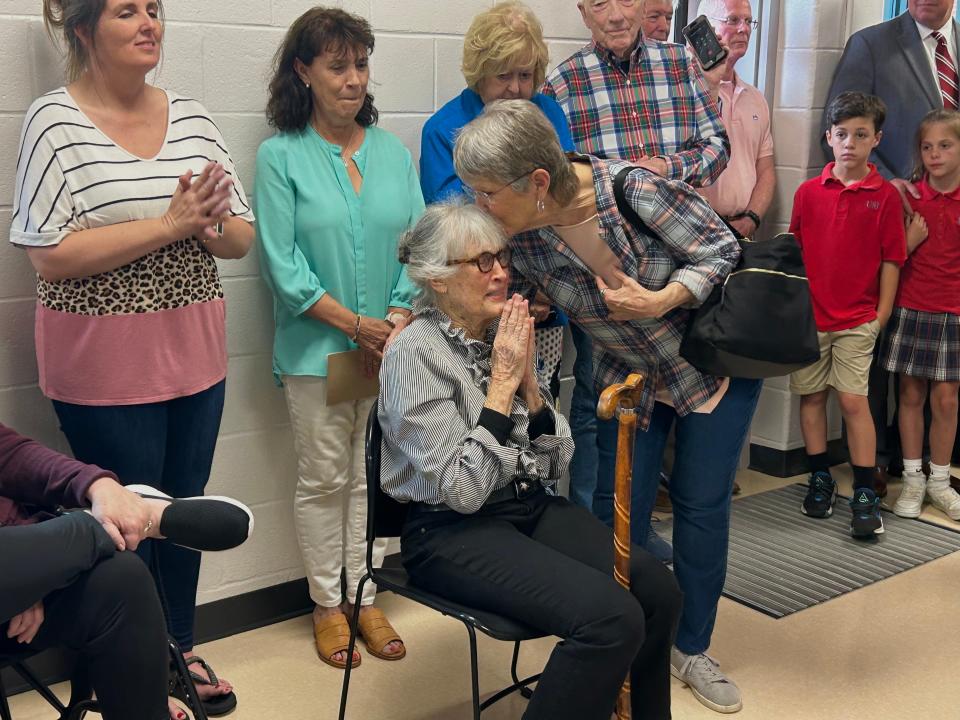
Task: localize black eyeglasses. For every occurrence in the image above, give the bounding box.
[447,247,512,273]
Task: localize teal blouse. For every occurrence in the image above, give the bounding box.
[254,125,424,381]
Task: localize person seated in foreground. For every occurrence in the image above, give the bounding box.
[0,423,253,720]
[378,203,681,720]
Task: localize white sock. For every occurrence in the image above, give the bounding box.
[928,461,951,489]
[903,458,924,482]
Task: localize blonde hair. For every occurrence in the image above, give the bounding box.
[43,0,165,81]
[913,109,960,181]
[462,2,549,92]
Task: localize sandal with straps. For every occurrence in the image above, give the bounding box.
[170,655,238,717]
[356,607,406,661]
[314,611,361,669]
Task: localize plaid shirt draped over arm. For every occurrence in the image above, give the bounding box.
[508,157,740,429]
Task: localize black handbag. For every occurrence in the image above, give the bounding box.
[612,167,819,379]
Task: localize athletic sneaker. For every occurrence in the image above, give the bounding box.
[670,647,742,714]
[892,474,925,518]
[926,481,960,521]
[849,486,884,538]
[801,471,837,518]
[127,484,254,551]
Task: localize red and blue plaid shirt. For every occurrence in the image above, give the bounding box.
[543,38,729,188]
[510,156,740,428]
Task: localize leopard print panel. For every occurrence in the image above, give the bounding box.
[37,239,223,316]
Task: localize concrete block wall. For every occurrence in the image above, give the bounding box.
[0,1,590,605]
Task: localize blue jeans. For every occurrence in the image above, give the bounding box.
[594,377,762,654]
[567,323,600,508]
[52,380,226,651]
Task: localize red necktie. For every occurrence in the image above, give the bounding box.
[932,31,958,110]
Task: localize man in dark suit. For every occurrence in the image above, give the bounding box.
[823,1,959,179]
[822,0,960,491]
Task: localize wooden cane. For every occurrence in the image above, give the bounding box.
[597,372,645,720]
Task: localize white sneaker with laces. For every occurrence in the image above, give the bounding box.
[926,481,960,521]
[893,474,926,518]
[670,647,742,713]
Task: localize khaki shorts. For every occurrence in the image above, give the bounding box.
[789,319,880,396]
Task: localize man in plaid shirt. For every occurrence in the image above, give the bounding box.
[543,1,729,185]
[541,1,759,714]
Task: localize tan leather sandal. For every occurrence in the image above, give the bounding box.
[356,607,406,661]
[313,612,361,669]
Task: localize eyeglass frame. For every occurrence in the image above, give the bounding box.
[463,170,534,205]
[709,15,759,30]
[446,247,512,273]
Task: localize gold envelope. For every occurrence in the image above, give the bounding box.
[325,349,380,406]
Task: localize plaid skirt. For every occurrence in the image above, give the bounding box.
[880,306,960,380]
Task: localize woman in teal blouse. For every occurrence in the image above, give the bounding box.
[255,8,421,670]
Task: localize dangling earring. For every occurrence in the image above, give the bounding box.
[537,197,545,214]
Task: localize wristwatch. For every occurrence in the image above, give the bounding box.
[743,210,761,229]
[385,311,406,327]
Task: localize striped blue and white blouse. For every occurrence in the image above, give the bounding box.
[378,306,574,514]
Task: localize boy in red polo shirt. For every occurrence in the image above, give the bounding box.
[789,91,906,538]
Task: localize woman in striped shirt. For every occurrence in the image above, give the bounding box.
[380,202,680,720]
[11,1,254,715]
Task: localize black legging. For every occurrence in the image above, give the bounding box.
[401,490,682,720]
[0,513,168,720]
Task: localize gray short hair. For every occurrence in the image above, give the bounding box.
[453,99,579,206]
[399,200,507,307]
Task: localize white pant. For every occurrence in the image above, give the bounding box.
[283,375,385,607]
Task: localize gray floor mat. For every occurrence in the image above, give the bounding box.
[652,483,960,618]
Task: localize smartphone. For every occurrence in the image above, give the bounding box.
[682,14,728,71]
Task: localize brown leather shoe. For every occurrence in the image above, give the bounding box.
[732,481,742,495]
[873,466,888,499]
[654,485,673,513]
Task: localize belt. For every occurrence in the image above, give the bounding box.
[414,477,544,514]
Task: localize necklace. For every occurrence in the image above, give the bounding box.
[311,117,362,167]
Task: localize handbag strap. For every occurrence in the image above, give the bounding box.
[612,166,660,242]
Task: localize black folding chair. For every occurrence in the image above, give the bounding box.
[0,635,208,720]
[338,403,546,720]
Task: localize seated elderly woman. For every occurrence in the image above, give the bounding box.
[452,100,763,710]
[378,203,681,720]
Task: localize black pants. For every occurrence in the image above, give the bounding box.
[401,490,682,720]
[0,513,168,720]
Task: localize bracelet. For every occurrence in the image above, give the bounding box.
[352,314,361,343]
[743,210,761,228]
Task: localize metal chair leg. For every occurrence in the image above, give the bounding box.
[12,663,66,712]
[0,673,12,720]
[509,641,533,700]
[168,638,209,720]
[466,624,481,720]
[338,573,370,720]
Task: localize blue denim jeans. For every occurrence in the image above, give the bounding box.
[567,324,600,509]
[594,377,762,654]
[52,380,226,651]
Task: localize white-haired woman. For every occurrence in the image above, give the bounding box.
[379,202,680,720]
[453,99,763,711]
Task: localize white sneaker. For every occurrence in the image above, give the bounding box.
[893,474,926,518]
[926,482,960,521]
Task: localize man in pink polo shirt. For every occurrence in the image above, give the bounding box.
[697,0,775,240]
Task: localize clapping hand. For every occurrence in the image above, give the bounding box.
[164,161,233,242]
